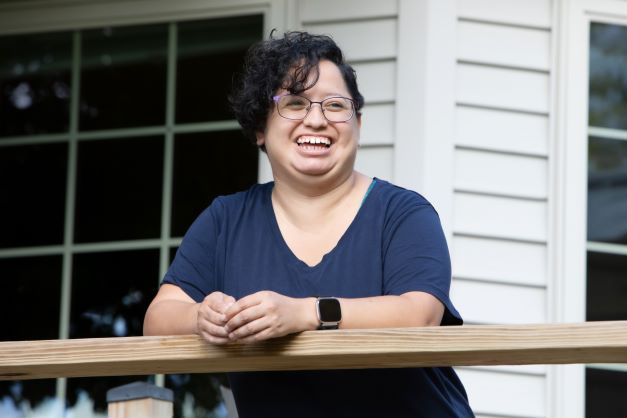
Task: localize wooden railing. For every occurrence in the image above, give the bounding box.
[2,321,627,381]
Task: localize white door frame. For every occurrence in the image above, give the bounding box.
[552,1,627,417]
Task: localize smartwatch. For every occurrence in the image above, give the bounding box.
[316,297,342,330]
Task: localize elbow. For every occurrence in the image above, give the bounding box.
[143,303,159,336]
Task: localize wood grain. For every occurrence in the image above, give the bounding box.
[1,322,626,381]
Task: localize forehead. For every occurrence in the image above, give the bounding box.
[282,59,350,96]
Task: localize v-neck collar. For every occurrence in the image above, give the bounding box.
[263,178,378,271]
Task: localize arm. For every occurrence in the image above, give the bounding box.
[222,290,444,343]
[144,283,235,344]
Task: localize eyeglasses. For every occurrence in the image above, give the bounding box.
[272,94,356,123]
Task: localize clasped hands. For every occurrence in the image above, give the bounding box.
[196,291,315,344]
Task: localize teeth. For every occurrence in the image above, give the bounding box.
[297,136,331,146]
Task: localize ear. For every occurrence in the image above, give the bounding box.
[255,131,266,147]
[356,112,362,129]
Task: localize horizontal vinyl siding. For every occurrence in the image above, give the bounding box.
[455,105,549,156]
[457,0,552,29]
[452,2,552,417]
[458,20,551,71]
[458,368,546,418]
[297,0,398,180]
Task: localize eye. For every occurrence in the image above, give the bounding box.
[283,96,308,109]
[323,98,350,111]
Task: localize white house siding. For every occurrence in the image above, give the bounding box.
[297,0,398,180]
[451,0,553,417]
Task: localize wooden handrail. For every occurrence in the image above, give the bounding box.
[1,321,626,381]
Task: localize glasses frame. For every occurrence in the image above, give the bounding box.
[272,94,356,123]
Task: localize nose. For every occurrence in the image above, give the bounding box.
[303,103,328,128]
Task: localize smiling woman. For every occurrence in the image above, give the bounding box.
[144,31,474,418]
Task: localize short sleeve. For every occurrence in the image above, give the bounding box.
[382,200,462,326]
[161,199,223,302]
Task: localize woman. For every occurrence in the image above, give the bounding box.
[144,31,474,417]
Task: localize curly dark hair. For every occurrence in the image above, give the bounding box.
[229,31,365,149]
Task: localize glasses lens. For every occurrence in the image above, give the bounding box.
[276,95,354,122]
[321,97,354,122]
[277,95,309,120]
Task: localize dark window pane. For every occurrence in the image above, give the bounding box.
[0,380,57,415]
[66,376,152,414]
[80,25,167,130]
[589,23,627,130]
[0,255,62,340]
[0,143,67,248]
[74,136,163,242]
[587,136,627,244]
[166,374,227,418]
[587,251,627,321]
[170,246,178,264]
[171,131,258,236]
[70,249,159,339]
[175,15,263,123]
[0,32,72,137]
[586,368,627,417]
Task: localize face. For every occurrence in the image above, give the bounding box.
[256,59,361,184]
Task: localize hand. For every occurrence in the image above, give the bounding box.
[224,291,315,343]
[196,291,236,344]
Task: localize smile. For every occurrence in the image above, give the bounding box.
[296,135,331,148]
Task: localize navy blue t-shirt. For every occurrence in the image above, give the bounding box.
[163,179,474,417]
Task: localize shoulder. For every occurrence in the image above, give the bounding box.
[186,182,272,235]
[204,182,271,217]
[370,178,434,216]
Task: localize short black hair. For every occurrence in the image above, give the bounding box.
[229,31,364,148]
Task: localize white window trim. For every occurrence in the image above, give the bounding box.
[552,1,627,417]
[0,0,291,36]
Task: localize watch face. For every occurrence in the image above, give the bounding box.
[319,298,341,322]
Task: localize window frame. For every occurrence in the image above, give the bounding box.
[553,1,627,417]
[0,0,282,407]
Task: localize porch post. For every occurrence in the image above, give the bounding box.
[107,381,173,418]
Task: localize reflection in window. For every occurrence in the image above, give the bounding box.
[586,251,627,321]
[0,380,58,417]
[80,25,168,130]
[0,32,72,137]
[67,376,152,415]
[74,136,164,243]
[171,131,258,237]
[176,15,263,123]
[0,255,62,341]
[589,23,627,130]
[0,143,68,248]
[166,374,228,418]
[587,137,627,244]
[0,256,61,415]
[586,368,627,416]
[70,249,159,339]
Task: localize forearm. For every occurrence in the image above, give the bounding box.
[143,299,200,336]
[337,293,444,329]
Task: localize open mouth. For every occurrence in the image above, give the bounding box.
[296,135,331,149]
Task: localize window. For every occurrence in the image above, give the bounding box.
[0,13,262,417]
[585,21,627,418]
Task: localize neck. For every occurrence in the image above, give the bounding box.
[272,171,365,226]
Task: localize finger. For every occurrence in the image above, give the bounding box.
[205,292,236,314]
[228,317,270,341]
[198,305,228,326]
[237,327,275,344]
[199,330,230,345]
[225,304,265,333]
[224,293,264,319]
[198,320,229,338]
